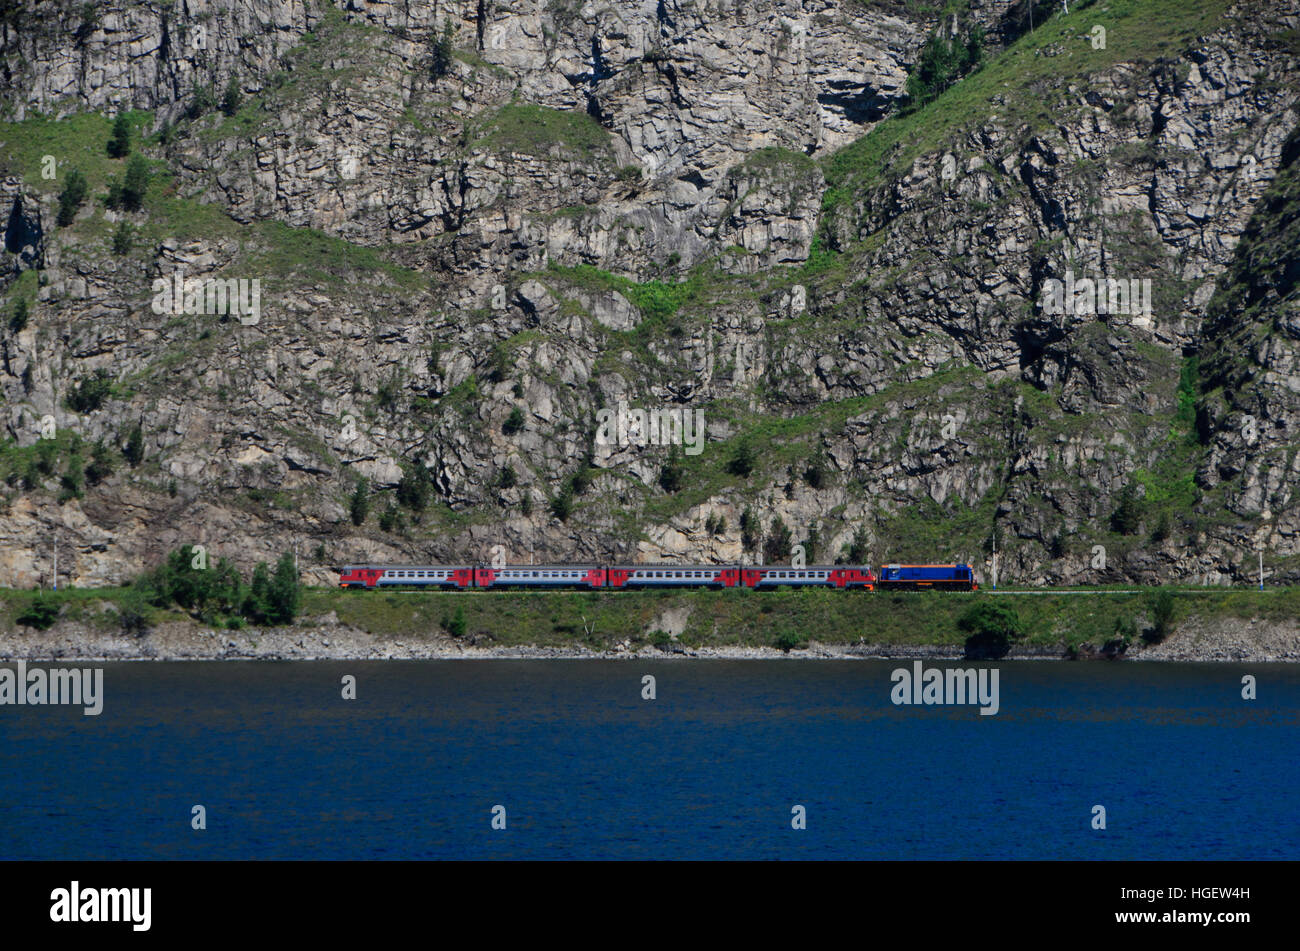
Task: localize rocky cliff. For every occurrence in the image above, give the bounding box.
[0,0,1297,589]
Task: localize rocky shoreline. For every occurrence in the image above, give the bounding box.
[1,614,1296,663]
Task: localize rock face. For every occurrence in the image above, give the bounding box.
[0,0,1298,590]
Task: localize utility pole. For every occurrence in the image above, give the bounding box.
[991,526,998,590]
[1259,509,1271,592]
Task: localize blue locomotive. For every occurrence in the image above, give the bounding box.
[874,563,977,591]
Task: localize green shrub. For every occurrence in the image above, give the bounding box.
[903,24,985,111]
[1146,588,1176,643]
[186,83,216,120]
[726,441,756,477]
[237,553,299,625]
[773,631,807,653]
[58,454,84,502]
[65,369,113,412]
[802,527,819,564]
[448,605,467,638]
[378,505,401,533]
[143,546,244,618]
[804,456,826,489]
[502,406,526,435]
[84,441,115,485]
[959,603,1025,659]
[551,489,574,522]
[395,466,429,512]
[16,595,60,630]
[844,526,869,564]
[114,587,151,637]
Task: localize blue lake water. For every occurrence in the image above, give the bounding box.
[0,660,1296,860]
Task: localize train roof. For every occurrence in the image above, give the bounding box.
[341,563,878,570]
[341,564,475,570]
[607,564,872,570]
[881,563,972,568]
[340,563,600,570]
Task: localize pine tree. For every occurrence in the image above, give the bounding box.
[763,516,793,564]
[56,169,88,226]
[430,19,455,78]
[107,114,131,158]
[740,507,760,551]
[111,220,133,255]
[123,423,144,466]
[1110,484,1143,535]
[243,562,272,623]
[658,444,684,493]
[349,477,370,526]
[268,552,300,624]
[9,297,29,334]
[120,154,149,211]
[220,79,242,117]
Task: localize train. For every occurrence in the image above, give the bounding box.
[338,563,978,591]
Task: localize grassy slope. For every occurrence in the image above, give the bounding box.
[822,0,1234,214]
[0,584,1295,654]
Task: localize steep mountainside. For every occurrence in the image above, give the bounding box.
[0,0,1297,587]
